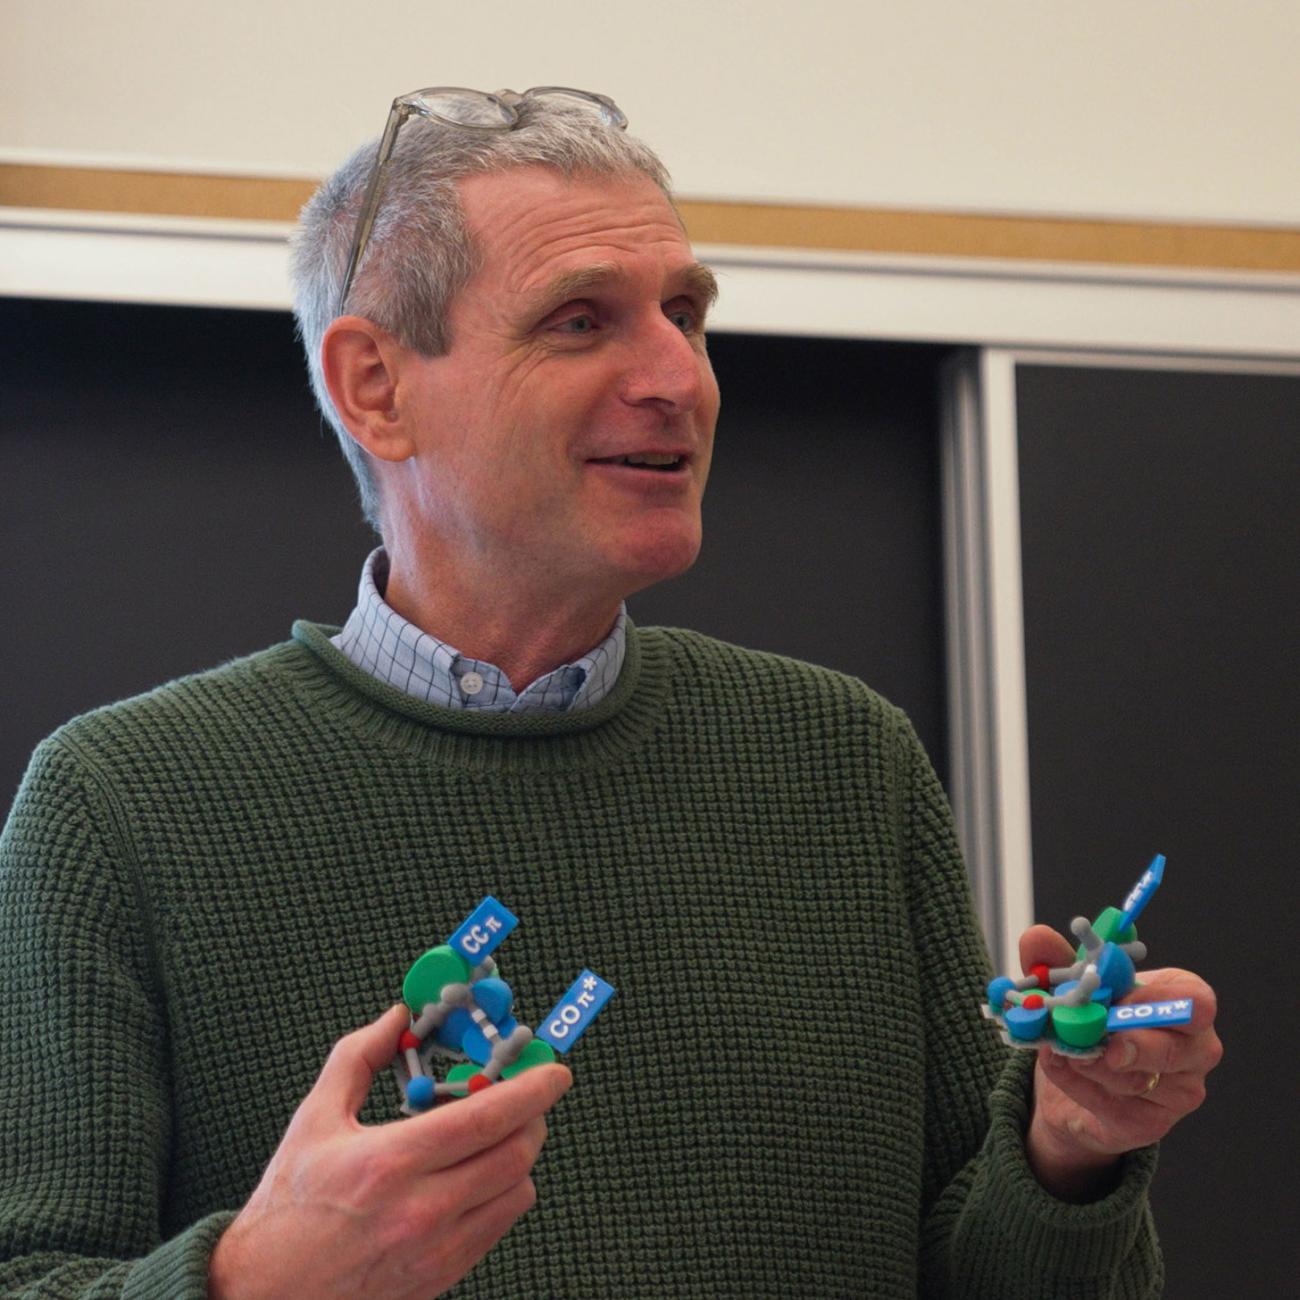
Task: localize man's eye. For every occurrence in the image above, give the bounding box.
[667,307,702,334]
[554,314,597,334]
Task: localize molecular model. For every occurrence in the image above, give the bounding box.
[982,854,1194,1059]
[393,896,614,1115]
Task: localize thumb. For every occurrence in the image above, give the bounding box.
[1018,923,1077,978]
[305,1003,410,1125]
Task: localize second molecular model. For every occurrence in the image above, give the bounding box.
[982,854,1194,1059]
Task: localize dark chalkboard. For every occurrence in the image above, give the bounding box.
[1016,361,1300,1299]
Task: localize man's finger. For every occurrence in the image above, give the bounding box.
[1018,923,1077,976]
[303,1004,410,1125]
[1099,1021,1224,1079]
[1118,967,1218,1034]
[435,1114,549,1215]
[434,1175,540,1293]
[396,1063,573,1173]
[1044,1042,1213,1118]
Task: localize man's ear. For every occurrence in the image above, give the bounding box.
[320,316,418,464]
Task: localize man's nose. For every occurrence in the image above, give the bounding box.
[620,314,709,414]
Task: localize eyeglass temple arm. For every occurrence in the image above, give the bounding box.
[336,103,411,317]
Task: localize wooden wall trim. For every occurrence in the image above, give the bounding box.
[3,162,1298,273]
[0,164,316,223]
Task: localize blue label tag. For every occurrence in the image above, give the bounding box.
[1107,998,1194,1031]
[1118,853,1166,930]
[447,896,518,965]
[536,970,615,1053]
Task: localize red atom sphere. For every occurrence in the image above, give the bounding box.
[399,1030,421,1051]
[1023,994,1045,1010]
[467,1073,493,1093]
[1030,964,1051,988]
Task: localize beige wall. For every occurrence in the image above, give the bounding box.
[2,0,1297,226]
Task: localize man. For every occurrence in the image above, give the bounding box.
[0,89,1219,1298]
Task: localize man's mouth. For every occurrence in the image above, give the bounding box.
[588,453,686,472]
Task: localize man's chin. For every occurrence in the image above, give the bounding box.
[613,534,704,598]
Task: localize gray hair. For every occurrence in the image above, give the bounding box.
[289,95,676,531]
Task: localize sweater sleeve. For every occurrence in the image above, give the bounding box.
[0,734,237,1298]
[889,711,1165,1299]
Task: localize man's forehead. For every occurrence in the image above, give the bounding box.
[457,166,706,297]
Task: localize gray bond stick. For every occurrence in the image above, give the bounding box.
[393,1052,412,1091]
[412,1000,451,1038]
[1070,916,1104,959]
[1049,959,1087,984]
[1057,966,1101,1007]
[1121,941,1148,961]
[442,983,474,1009]
[482,1024,534,1081]
[468,1005,501,1046]
[470,956,498,981]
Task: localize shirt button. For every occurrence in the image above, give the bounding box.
[459,671,484,697]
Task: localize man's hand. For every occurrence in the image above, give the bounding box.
[208,1004,573,1299]
[1018,926,1222,1201]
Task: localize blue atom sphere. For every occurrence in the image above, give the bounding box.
[987,976,1016,1012]
[407,1076,436,1109]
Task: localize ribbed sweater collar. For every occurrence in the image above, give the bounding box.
[286,618,673,773]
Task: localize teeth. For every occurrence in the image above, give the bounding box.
[619,453,680,466]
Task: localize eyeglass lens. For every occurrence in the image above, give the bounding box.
[407,90,516,129]
[404,87,625,132]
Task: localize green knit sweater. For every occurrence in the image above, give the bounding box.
[0,622,1161,1298]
